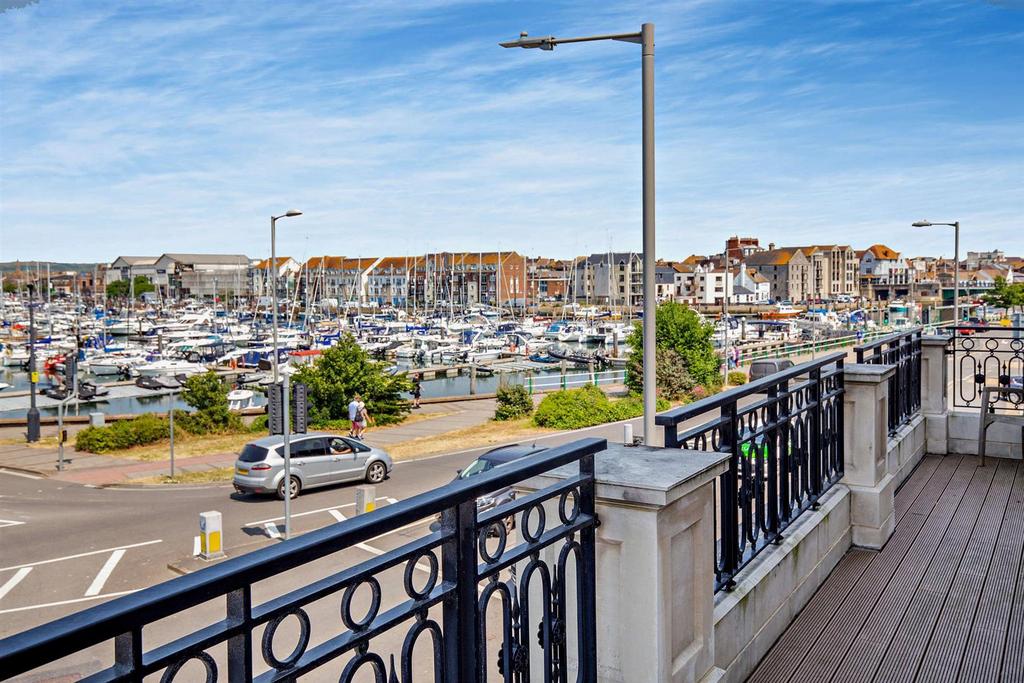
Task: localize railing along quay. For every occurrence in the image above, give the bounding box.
[948,325,1024,411]
[855,328,922,434]
[0,438,606,682]
[656,352,846,592]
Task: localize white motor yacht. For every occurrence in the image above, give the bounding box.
[135,359,207,378]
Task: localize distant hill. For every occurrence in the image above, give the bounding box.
[0,261,101,273]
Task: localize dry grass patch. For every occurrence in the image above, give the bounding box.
[388,417,556,461]
[131,466,235,485]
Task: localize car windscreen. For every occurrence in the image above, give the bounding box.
[239,444,270,463]
[459,457,494,479]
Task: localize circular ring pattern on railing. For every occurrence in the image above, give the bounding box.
[403,549,439,600]
[986,338,1000,352]
[160,651,218,683]
[478,520,507,564]
[961,337,975,350]
[261,608,311,670]
[521,503,546,543]
[341,577,382,631]
[558,488,580,525]
[1012,339,1023,352]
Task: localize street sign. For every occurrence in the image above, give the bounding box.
[293,382,308,434]
[64,355,78,388]
[267,383,284,435]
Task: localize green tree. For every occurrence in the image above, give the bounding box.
[292,334,412,425]
[105,276,155,300]
[626,301,720,394]
[182,371,233,430]
[982,277,1024,312]
[2,281,16,294]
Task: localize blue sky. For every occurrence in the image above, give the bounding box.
[1,0,1021,264]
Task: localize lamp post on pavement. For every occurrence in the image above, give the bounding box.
[912,220,960,328]
[501,23,658,443]
[26,284,40,442]
[270,210,301,540]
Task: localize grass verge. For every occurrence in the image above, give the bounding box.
[387,417,556,461]
[131,467,235,485]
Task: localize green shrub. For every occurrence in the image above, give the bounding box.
[727,371,748,386]
[182,372,234,429]
[533,385,668,430]
[249,414,269,432]
[309,418,353,431]
[75,414,169,453]
[495,384,533,421]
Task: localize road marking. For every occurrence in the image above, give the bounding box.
[0,567,32,600]
[193,536,201,557]
[264,523,282,539]
[386,497,398,505]
[0,539,162,572]
[246,497,394,527]
[0,469,42,480]
[84,549,126,597]
[0,589,139,615]
[0,519,26,529]
[327,510,430,572]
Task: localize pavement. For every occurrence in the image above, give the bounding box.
[0,398,500,486]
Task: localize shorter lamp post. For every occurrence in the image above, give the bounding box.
[26,284,40,442]
[912,220,960,327]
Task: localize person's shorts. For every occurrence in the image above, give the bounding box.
[353,420,366,428]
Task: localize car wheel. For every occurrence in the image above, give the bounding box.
[277,476,300,500]
[365,461,387,484]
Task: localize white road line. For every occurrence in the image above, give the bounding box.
[327,510,430,572]
[0,539,162,572]
[246,497,393,527]
[0,519,26,529]
[193,536,201,557]
[84,549,125,597]
[0,589,139,615]
[264,523,282,539]
[385,497,398,505]
[0,567,32,601]
[0,469,42,480]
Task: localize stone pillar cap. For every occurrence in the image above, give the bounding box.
[845,362,896,383]
[520,443,729,509]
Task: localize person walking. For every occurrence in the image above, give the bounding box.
[348,395,361,438]
[356,398,372,439]
[411,377,422,409]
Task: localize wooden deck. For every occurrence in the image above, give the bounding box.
[750,454,1024,682]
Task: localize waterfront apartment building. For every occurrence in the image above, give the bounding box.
[746,248,812,302]
[573,253,643,308]
[154,254,252,299]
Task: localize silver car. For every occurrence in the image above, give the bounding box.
[232,432,393,500]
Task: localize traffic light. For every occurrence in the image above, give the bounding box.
[293,382,308,434]
[267,383,284,435]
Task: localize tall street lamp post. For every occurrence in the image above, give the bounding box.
[912,220,960,328]
[26,284,40,442]
[501,23,658,443]
[270,210,302,540]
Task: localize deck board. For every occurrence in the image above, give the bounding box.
[750,455,1024,683]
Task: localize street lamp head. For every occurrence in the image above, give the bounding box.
[911,220,932,227]
[500,31,555,50]
[285,209,303,217]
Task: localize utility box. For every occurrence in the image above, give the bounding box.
[89,412,105,428]
[199,511,225,560]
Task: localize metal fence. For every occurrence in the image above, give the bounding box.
[526,368,626,393]
[949,326,1024,411]
[656,352,846,592]
[0,438,606,682]
[854,328,922,434]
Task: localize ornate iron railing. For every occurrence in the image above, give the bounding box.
[855,328,922,434]
[0,438,605,682]
[656,353,845,592]
[949,326,1024,411]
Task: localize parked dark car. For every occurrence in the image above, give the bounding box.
[748,358,795,383]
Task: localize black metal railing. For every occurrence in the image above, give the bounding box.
[656,353,846,592]
[0,438,605,682]
[855,328,922,435]
[949,325,1024,411]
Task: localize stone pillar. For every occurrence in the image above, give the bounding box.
[920,335,949,454]
[842,363,896,549]
[520,444,729,683]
